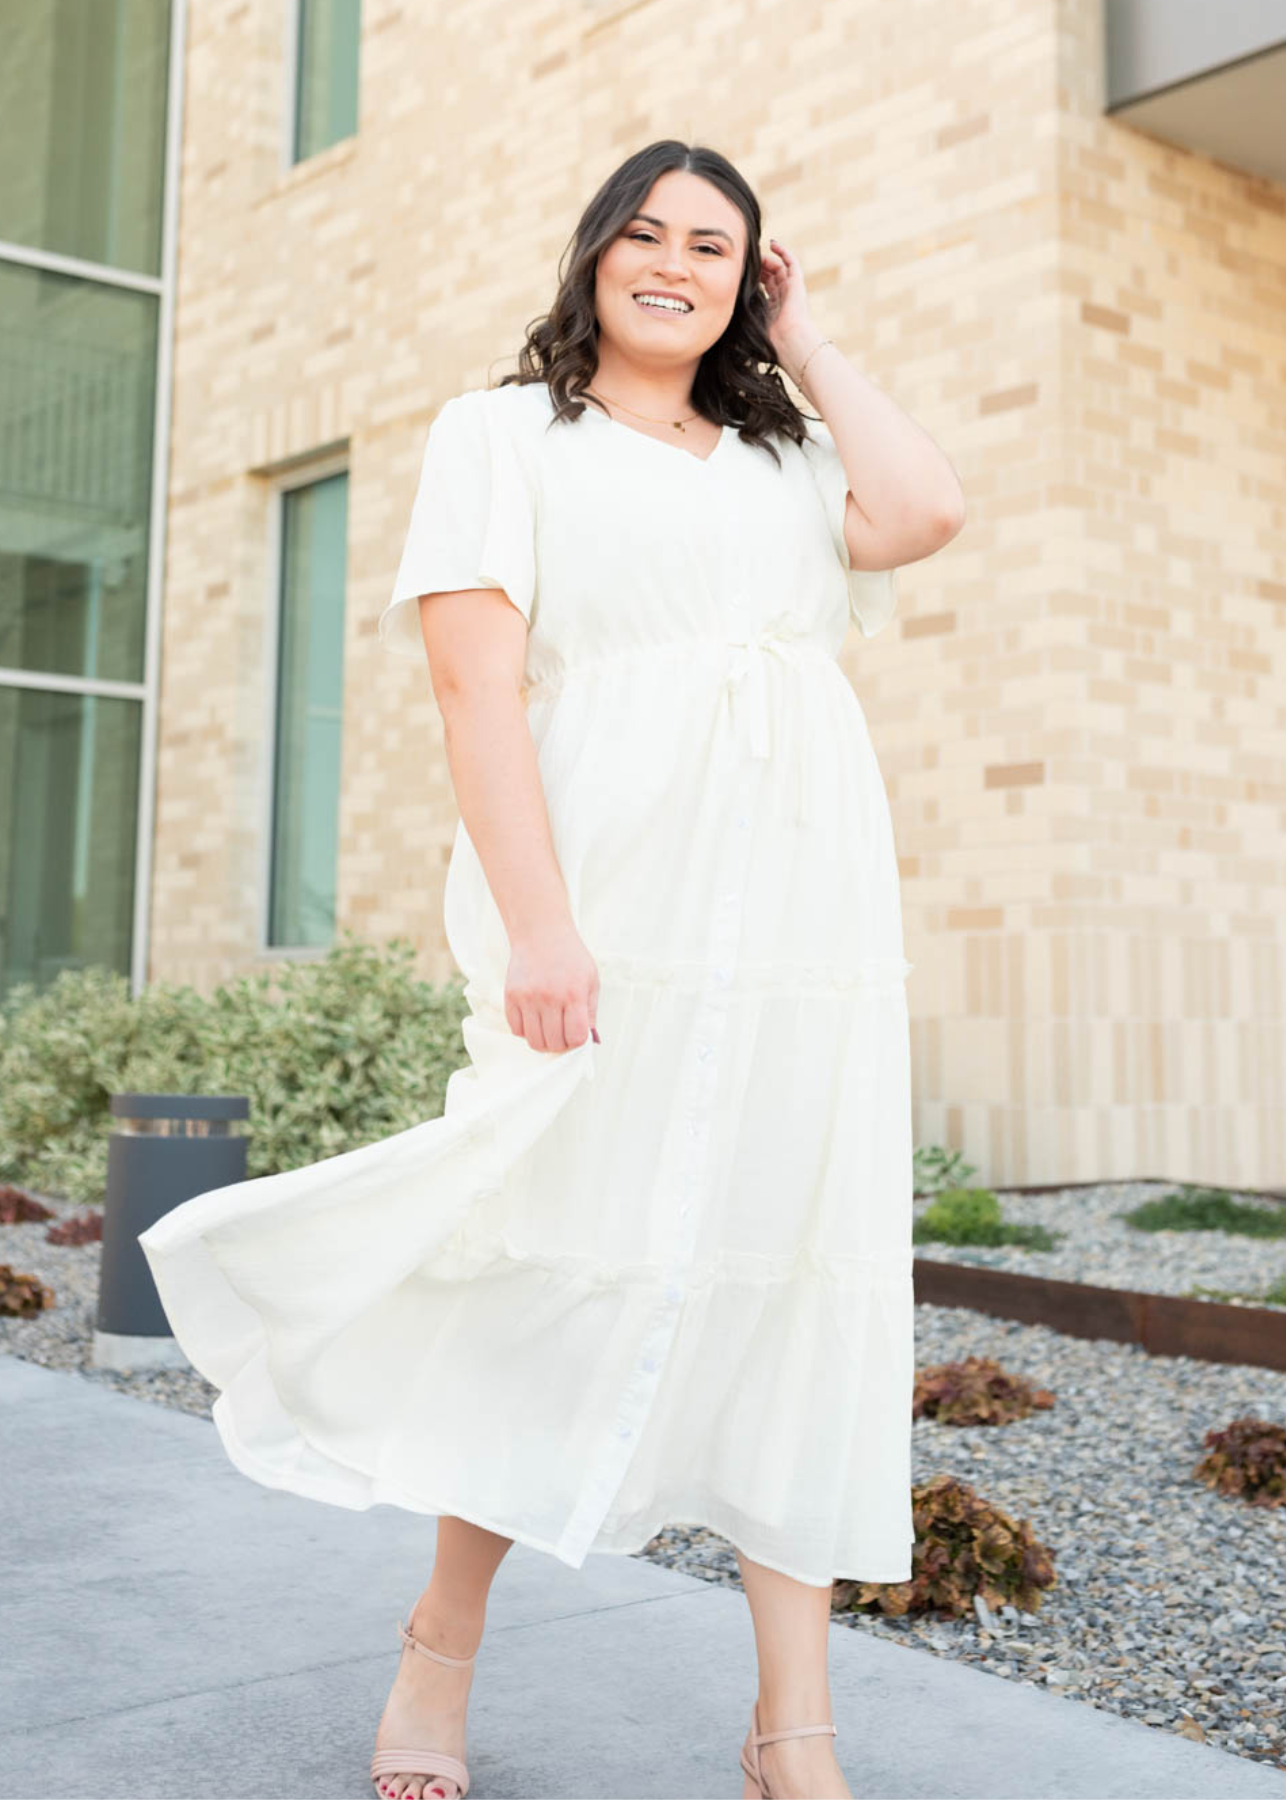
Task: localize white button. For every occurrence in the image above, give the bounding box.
[665,1283,681,1303]
[642,1355,659,1372]
[714,967,731,984]
[617,1423,632,1439]
[686,1121,701,1138]
[736,815,750,829]
[696,1043,712,1061]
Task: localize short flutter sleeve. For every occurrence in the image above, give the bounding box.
[798,416,899,639]
[378,387,537,659]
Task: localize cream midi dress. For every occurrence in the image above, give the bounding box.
[139,378,916,1589]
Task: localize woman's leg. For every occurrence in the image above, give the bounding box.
[373,1516,514,1800]
[735,1550,851,1800]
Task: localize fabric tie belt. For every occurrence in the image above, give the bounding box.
[722,621,835,827]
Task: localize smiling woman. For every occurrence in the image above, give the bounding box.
[138,138,963,1800]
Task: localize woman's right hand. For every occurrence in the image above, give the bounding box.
[504,923,601,1052]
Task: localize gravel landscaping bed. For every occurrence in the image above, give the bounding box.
[914,1179,1286,1302]
[4,1181,1285,1773]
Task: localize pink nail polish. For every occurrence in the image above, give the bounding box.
[591,1026,601,1043]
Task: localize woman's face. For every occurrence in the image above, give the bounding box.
[594,169,746,366]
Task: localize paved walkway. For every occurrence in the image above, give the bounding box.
[2,1355,1283,1799]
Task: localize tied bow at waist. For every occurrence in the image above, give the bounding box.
[722,621,835,826]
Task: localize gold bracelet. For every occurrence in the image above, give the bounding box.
[795,335,835,391]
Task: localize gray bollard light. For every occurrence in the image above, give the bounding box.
[93,1092,250,1372]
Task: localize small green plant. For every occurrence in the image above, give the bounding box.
[1193,1417,1286,1509]
[913,1186,1059,1250]
[913,1355,1056,1426]
[913,1144,977,1198]
[0,1265,55,1317]
[832,1473,1057,1619]
[1187,1275,1286,1309]
[1119,1184,1286,1239]
[0,933,473,1203]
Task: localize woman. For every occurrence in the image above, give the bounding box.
[140,140,964,1800]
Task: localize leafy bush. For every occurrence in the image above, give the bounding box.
[832,1473,1057,1619]
[0,1265,55,1318]
[913,1354,1056,1426]
[913,1144,977,1198]
[1120,1184,1286,1239]
[912,1186,1059,1250]
[0,932,472,1203]
[1193,1417,1286,1509]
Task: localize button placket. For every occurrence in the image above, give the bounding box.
[554,743,763,1568]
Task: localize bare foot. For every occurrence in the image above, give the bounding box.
[371,1597,481,1800]
[746,1716,851,1800]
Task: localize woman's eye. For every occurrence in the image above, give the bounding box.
[627,230,721,255]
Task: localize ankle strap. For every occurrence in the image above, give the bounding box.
[753,1722,838,1746]
[397,1620,478,1666]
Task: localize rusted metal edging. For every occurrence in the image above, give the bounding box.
[912,1258,1286,1374]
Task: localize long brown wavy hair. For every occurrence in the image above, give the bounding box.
[492,140,817,468]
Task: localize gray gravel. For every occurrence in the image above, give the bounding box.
[915,1179,1286,1303]
[4,1180,1285,1775]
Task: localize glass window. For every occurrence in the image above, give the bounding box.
[268,472,348,949]
[293,0,361,163]
[0,0,171,276]
[0,685,141,992]
[0,261,157,686]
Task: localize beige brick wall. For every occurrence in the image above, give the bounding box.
[151,0,1284,1190]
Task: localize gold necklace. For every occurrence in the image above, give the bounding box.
[586,387,703,434]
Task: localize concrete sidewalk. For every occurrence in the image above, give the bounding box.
[2,1355,1282,1800]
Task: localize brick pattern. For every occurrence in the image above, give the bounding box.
[150,0,1285,1188]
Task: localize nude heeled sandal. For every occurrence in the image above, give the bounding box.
[370,1615,476,1800]
[739,1700,839,1799]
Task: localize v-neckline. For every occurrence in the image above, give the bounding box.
[585,401,728,467]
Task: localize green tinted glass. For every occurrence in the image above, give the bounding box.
[0,0,171,276]
[0,261,158,685]
[294,0,361,163]
[269,472,348,948]
[0,684,141,993]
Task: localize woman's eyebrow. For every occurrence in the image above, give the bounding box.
[631,212,735,245]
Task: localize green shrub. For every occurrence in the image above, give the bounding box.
[1119,1183,1286,1238]
[832,1473,1058,1619]
[912,1186,1059,1251]
[913,1354,1056,1426]
[0,932,471,1203]
[913,1144,977,1198]
[1193,1417,1286,1509]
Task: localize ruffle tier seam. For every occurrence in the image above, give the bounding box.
[591,950,913,992]
[433,1224,912,1291]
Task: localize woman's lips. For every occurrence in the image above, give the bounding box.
[632,293,693,316]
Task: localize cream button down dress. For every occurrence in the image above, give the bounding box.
[139,378,916,1589]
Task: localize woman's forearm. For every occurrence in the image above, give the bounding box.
[437,682,572,945]
[779,324,964,534]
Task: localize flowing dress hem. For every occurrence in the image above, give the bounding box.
[209,1388,914,1589]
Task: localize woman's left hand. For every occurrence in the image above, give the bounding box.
[759,237,818,369]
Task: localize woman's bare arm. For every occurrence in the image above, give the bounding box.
[416,586,600,1054]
